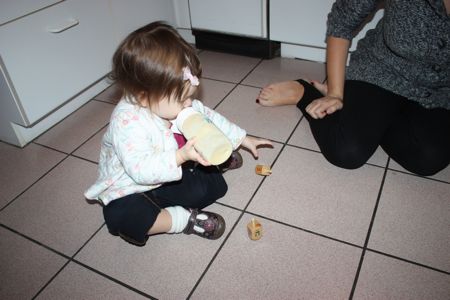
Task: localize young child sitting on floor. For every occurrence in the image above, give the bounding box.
[84,21,272,246]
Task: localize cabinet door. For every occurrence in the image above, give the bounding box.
[189,0,267,38]
[271,0,383,51]
[271,0,334,48]
[0,0,62,25]
[0,0,115,125]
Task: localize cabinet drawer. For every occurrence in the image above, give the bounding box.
[110,0,175,43]
[271,0,334,48]
[271,0,384,52]
[0,0,116,125]
[0,0,62,25]
[189,0,267,38]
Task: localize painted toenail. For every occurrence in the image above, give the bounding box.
[256,99,259,103]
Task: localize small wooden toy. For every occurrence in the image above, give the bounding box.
[247,218,262,240]
[255,164,272,176]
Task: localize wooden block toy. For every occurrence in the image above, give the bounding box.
[247,218,262,240]
[255,164,272,176]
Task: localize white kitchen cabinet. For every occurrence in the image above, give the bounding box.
[0,0,175,146]
[0,0,63,25]
[172,0,190,29]
[189,0,267,38]
[110,0,175,43]
[172,0,194,43]
[270,0,383,62]
[0,0,116,126]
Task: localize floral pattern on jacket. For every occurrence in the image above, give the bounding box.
[84,98,246,205]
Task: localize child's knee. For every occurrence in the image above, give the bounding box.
[191,177,228,209]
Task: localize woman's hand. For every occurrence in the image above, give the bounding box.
[176,138,211,166]
[240,136,273,158]
[305,95,343,119]
[305,36,349,119]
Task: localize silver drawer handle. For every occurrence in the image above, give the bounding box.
[48,18,79,33]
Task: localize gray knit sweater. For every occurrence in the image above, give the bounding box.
[327,0,450,109]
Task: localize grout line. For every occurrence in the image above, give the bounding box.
[201,76,240,85]
[3,53,449,298]
[239,82,268,89]
[92,99,117,105]
[6,219,158,300]
[32,141,70,156]
[210,82,240,110]
[202,59,264,110]
[186,210,245,299]
[283,141,448,183]
[35,222,157,299]
[70,123,110,154]
[365,248,450,276]
[0,224,71,259]
[186,163,274,298]
[385,167,450,185]
[3,220,159,299]
[248,211,450,275]
[0,155,70,212]
[29,98,114,144]
[195,199,450,283]
[348,157,390,299]
[31,260,72,300]
[70,154,99,165]
[187,112,304,298]
[218,191,450,276]
[242,209,364,249]
[72,260,157,299]
[239,58,265,84]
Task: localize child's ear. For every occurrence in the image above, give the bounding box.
[137,92,149,107]
[188,85,198,98]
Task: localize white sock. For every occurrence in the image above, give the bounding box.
[166,206,191,233]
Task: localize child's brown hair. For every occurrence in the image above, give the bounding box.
[110,21,201,106]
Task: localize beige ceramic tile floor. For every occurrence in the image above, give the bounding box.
[1,51,449,300]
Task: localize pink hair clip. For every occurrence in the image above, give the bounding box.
[182,67,199,86]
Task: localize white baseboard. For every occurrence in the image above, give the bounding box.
[280,43,327,63]
[10,78,110,147]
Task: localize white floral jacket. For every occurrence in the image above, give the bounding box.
[84,98,246,205]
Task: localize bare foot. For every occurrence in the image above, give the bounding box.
[257,81,304,107]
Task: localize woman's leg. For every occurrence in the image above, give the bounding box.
[296,80,407,169]
[381,104,450,176]
[257,81,305,106]
[257,79,328,106]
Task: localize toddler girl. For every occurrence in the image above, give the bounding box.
[84,21,272,246]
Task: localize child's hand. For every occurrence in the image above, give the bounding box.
[240,136,273,158]
[176,138,211,166]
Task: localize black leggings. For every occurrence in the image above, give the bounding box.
[103,164,227,245]
[149,164,227,209]
[296,79,450,176]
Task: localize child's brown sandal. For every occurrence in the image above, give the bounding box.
[220,151,243,172]
[183,209,226,240]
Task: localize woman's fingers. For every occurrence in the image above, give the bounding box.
[306,97,343,119]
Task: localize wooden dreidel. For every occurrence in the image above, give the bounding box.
[255,164,272,176]
[247,218,262,240]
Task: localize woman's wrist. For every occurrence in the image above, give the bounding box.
[327,93,343,102]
